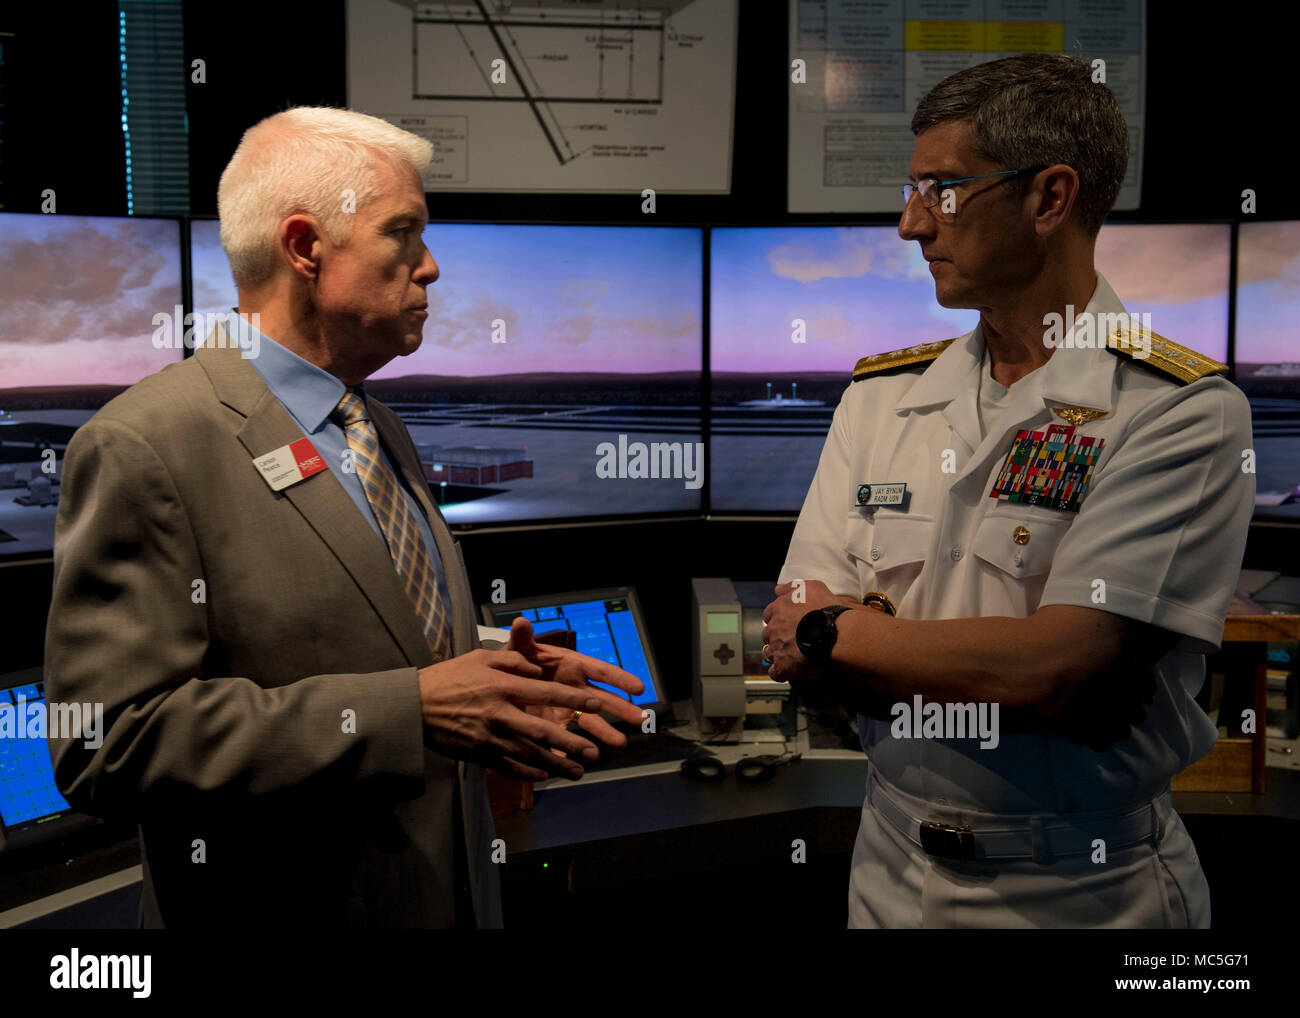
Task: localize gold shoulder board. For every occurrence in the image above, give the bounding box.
[852,338,956,382]
[1105,327,1228,385]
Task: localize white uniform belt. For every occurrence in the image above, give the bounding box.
[868,770,1165,863]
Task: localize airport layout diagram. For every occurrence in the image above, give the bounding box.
[347,0,737,192]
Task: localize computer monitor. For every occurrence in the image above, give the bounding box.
[372,223,704,525]
[0,212,184,558]
[709,225,977,513]
[192,220,705,527]
[480,586,667,710]
[1094,223,1230,364]
[709,223,1233,512]
[1235,220,1300,519]
[190,217,236,322]
[0,671,96,850]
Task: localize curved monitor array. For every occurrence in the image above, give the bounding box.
[0,215,1289,560]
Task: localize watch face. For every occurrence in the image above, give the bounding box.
[796,609,830,662]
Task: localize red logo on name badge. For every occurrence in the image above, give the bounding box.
[289,438,327,479]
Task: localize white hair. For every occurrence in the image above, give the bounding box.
[216,106,433,289]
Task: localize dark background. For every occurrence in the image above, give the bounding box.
[2,0,1298,697]
[8,1,1300,223]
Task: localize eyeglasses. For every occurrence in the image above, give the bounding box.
[902,165,1048,210]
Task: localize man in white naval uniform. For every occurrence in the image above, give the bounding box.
[761,54,1254,928]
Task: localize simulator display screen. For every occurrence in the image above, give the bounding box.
[1236,220,1300,518]
[0,213,183,557]
[709,223,1232,512]
[192,222,704,524]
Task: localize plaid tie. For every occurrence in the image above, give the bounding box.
[332,388,453,662]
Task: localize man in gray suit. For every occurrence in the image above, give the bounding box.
[44,107,645,929]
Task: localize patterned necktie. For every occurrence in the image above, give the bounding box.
[331,388,453,662]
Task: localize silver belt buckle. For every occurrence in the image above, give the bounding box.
[919,820,976,861]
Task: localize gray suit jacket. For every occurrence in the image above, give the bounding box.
[44,341,503,928]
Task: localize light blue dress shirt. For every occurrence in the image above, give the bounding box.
[239,316,451,614]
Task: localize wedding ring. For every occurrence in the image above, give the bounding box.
[570,710,582,724]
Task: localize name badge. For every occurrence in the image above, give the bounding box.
[855,482,906,507]
[253,438,328,491]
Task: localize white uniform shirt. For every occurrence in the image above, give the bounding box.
[779,273,1255,813]
[977,351,1016,439]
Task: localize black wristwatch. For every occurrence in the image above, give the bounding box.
[795,605,853,666]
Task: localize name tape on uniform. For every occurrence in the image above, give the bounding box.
[253,438,328,492]
[856,482,907,507]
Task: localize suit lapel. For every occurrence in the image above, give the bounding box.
[197,343,436,667]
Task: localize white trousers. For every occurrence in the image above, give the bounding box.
[848,765,1212,929]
